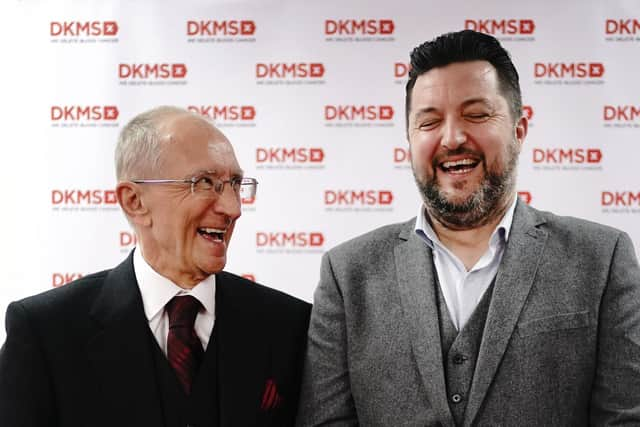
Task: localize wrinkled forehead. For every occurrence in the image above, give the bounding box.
[157,113,242,175]
[412,61,500,101]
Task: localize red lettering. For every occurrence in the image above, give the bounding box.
[605,19,640,35]
[325,105,394,120]
[256,232,324,247]
[600,191,640,207]
[395,62,409,78]
[256,148,324,163]
[52,273,84,287]
[603,105,640,121]
[325,19,394,35]
[324,190,393,205]
[256,63,324,79]
[120,231,137,246]
[394,147,410,163]
[50,21,118,36]
[464,19,534,34]
[518,191,532,204]
[119,63,186,79]
[535,62,605,79]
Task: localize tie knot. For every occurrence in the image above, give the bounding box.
[166,295,202,329]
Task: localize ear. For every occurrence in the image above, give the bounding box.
[116,182,151,227]
[515,114,528,148]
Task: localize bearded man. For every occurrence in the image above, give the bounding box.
[295,30,640,427]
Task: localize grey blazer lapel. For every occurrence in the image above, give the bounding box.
[463,201,548,427]
[395,221,456,427]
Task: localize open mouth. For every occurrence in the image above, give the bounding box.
[439,158,480,175]
[197,227,225,242]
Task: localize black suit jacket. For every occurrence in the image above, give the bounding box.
[0,253,311,427]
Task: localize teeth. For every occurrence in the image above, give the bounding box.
[198,227,225,242]
[442,158,476,169]
[200,228,225,234]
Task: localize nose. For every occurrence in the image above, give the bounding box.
[214,183,242,221]
[441,119,467,150]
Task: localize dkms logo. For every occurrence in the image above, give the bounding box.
[603,105,640,128]
[324,19,395,42]
[532,148,603,171]
[50,21,119,43]
[605,19,640,42]
[241,194,256,213]
[52,272,84,288]
[119,63,188,86]
[51,189,119,212]
[120,231,137,253]
[324,105,394,127]
[601,191,640,214]
[186,20,256,43]
[256,232,325,253]
[464,19,535,41]
[518,191,532,205]
[188,105,256,127]
[393,147,411,170]
[534,62,605,86]
[50,105,119,128]
[324,190,394,212]
[394,62,410,84]
[256,147,325,170]
[256,63,325,85]
[522,105,534,126]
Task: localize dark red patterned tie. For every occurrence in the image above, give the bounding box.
[166,295,204,395]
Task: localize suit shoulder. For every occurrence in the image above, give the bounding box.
[523,205,632,261]
[327,218,415,257]
[534,207,625,241]
[12,269,109,320]
[217,271,311,315]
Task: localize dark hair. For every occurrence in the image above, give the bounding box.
[405,30,522,131]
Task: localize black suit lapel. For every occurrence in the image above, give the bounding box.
[215,272,271,427]
[86,252,165,427]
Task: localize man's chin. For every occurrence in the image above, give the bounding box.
[198,257,226,276]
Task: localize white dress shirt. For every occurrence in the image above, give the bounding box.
[415,196,517,331]
[133,247,216,354]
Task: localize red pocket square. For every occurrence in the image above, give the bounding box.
[260,378,283,411]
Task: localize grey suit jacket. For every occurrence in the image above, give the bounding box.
[296,201,640,426]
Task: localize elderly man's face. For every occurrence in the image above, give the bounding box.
[407,60,527,229]
[139,114,242,286]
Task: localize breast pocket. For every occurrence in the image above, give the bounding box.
[516,310,592,338]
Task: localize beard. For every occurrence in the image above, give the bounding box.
[412,141,520,230]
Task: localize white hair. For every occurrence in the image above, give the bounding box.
[114,106,206,181]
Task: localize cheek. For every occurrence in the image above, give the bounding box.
[410,135,438,168]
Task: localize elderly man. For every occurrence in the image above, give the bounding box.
[0,106,310,427]
[296,30,640,426]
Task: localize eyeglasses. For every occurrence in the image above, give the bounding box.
[131,173,258,200]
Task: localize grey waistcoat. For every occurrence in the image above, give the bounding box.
[435,276,496,426]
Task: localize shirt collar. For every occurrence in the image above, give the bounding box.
[133,247,216,321]
[415,194,518,250]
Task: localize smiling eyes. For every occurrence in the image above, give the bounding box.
[417,111,492,130]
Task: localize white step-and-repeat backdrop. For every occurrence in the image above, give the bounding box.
[1,0,639,343]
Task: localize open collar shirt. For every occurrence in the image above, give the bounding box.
[414,196,517,330]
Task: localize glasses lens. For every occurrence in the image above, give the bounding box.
[240,179,257,199]
[193,175,217,193]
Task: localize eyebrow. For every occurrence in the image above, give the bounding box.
[413,98,494,117]
[461,98,494,110]
[185,169,245,179]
